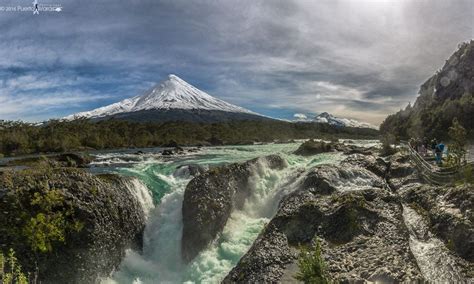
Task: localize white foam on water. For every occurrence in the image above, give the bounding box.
[333,167,380,192]
[402,204,465,282]
[101,143,347,283]
[124,178,155,218]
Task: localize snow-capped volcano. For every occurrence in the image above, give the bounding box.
[66,74,258,120]
[314,112,377,129]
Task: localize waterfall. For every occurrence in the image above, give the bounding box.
[100,143,344,283]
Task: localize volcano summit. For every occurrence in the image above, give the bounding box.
[66,74,268,123]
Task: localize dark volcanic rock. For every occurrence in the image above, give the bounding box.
[339,144,377,156]
[225,151,473,282]
[161,149,174,156]
[173,164,207,179]
[224,162,422,283]
[207,136,224,146]
[0,168,149,284]
[401,183,474,264]
[162,140,179,148]
[294,140,376,157]
[302,163,385,194]
[56,153,92,168]
[181,155,286,263]
[385,152,421,190]
[341,154,389,178]
[294,140,335,156]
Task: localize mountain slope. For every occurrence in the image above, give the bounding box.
[314,112,377,129]
[380,41,474,139]
[65,74,267,123]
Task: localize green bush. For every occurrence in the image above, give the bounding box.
[446,118,468,168]
[0,249,28,284]
[23,189,82,253]
[294,240,330,283]
[1,171,84,255]
[461,164,474,184]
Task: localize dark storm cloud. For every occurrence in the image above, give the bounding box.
[0,0,472,123]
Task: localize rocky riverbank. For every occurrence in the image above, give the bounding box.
[180,142,473,282]
[0,155,153,283]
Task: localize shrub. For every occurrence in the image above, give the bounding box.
[294,240,330,283]
[446,118,467,168]
[22,189,81,253]
[0,249,28,284]
[461,164,473,184]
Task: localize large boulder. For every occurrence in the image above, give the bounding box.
[301,164,384,194]
[385,152,421,190]
[294,140,335,156]
[207,137,224,146]
[341,154,389,178]
[181,155,286,263]
[55,153,93,168]
[162,140,179,148]
[0,167,150,283]
[294,140,376,157]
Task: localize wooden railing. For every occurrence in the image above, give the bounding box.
[400,141,473,185]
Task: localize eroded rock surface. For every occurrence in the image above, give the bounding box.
[224,155,423,282]
[294,140,377,157]
[224,150,474,282]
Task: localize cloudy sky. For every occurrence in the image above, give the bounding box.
[0,0,472,124]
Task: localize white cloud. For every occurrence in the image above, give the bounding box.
[0,0,471,123]
[293,113,308,121]
[0,90,112,121]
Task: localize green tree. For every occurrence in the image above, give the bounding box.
[446,118,467,167]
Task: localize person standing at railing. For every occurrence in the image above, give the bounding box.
[435,142,445,165]
[423,137,429,148]
[431,138,438,157]
[419,143,427,156]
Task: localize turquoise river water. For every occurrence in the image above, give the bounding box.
[95,141,377,283]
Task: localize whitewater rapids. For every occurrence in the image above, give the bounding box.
[97,141,378,283]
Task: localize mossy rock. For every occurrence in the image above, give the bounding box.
[0,167,147,283]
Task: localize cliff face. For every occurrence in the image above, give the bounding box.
[380,41,474,139]
[0,166,151,283]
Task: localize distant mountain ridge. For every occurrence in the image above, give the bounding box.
[381,41,474,139]
[313,112,377,129]
[293,112,377,129]
[65,74,268,123]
